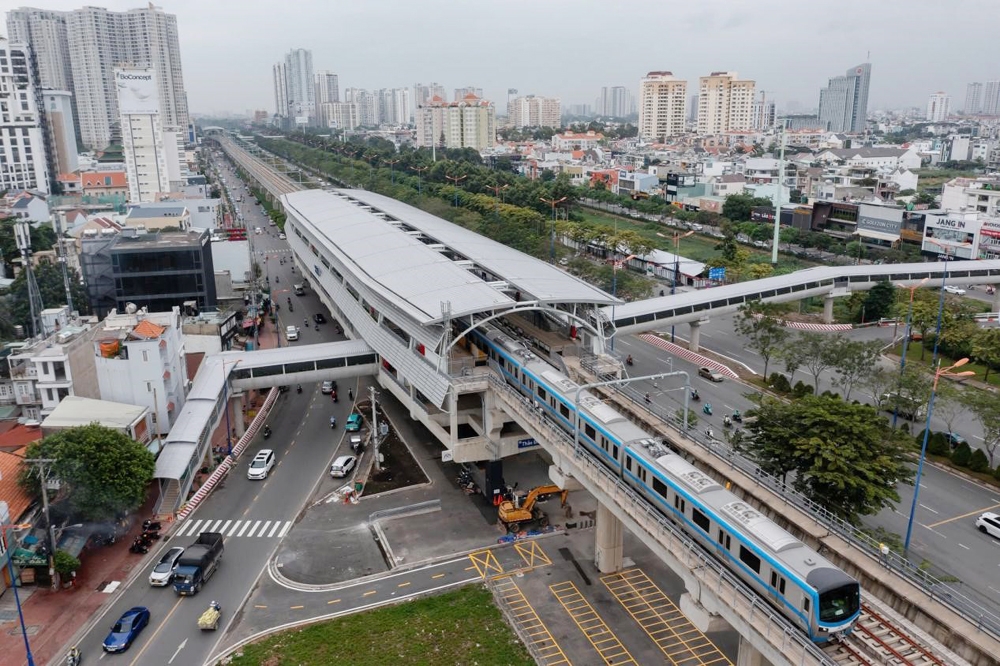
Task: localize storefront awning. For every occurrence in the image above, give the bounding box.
[858,229,900,242]
[10,547,47,567]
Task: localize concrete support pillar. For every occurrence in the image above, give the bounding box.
[823,295,835,324]
[594,503,624,574]
[449,387,460,449]
[230,393,245,437]
[679,591,729,634]
[992,286,1000,314]
[736,635,770,666]
[688,321,702,353]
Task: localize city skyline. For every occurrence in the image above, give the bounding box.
[4,0,997,117]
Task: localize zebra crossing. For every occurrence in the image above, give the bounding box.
[172,518,292,540]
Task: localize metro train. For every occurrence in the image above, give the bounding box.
[465,322,861,642]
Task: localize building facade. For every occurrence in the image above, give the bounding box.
[314,70,340,106]
[817,63,871,133]
[0,37,49,194]
[597,86,635,118]
[319,102,359,130]
[751,92,776,130]
[697,71,755,134]
[941,176,1000,217]
[413,82,446,112]
[926,92,951,122]
[42,89,78,175]
[375,88,411,125]
[283,48,315,124]
[272,62,287,119]
[117,67,170,203]
[414,95,496,150]
[507,95,561,128]
[984,81,1000,116]
[965,82,983,115]
[638,71,687,142]
[453,86,483,101]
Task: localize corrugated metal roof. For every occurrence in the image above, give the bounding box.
[42,396,146,430]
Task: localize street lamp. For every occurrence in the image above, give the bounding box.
[487,183,510,219]
[412,165,429,194]
[904,358,976,554]
[445,174,467,206]
[891,277,929,428]
[383,158,401,184]
[670,230,695,343]
[540,196,567,262]
[2,522,36,666]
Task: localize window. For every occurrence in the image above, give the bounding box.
[692,507,710,532]
[584,423,595,440]
[652,477,667,498]
[146,382,152,392]
[717,530,731,550]
[803,598,810,613]
[674,494,686,513]
[739,545,761,574]
[536,385,546,400]
[625,457,632,472]
[142,350,149,362]
[560,404,569,419]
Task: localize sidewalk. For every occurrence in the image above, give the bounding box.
[0,321,283,665]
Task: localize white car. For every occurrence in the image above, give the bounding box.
[278,233,286,240]
[248,449,276,480]
[330,455,357,478]
[943,285,966,295]
[286,325,299,341]
[976,512,1000,539]
[148,546,184,586]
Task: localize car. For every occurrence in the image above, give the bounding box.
[286,325,299,341]
[698,366,724,382]
[881,392,922,420]
[943,285,967,295]
[314,313,327,324]
[321,380,337,394]
[345,413,363,432]
[148,546,184,586]
[278,233,286,240]
[947,432,968,449]
[349,433,364,452]
[247,449,276,480]
[975,512,1000,539]
[102,606,150,652]
[330,455,357,478]
[254,227,262,234]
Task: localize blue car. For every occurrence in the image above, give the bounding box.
[103,606,150,653]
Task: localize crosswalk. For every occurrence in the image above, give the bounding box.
[172,518,292,540]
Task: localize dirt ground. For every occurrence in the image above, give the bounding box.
[357,400,429,494]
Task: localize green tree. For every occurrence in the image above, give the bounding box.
[971,328,1000,381]
[721,193,772,222]
[861,281,896,323]
[796,331,839,393]
[832,338,883,400]
[4,261,90,335]
[929,382,964,436]
[951,441,972,467]
[861,366,897,412]
[0,217,57,273]
[905,294,943,361]
[733,301,788,378]
[20,424,155,522]
[744,395,913,523]
[967,389,1000,467]
[53,550,81,577]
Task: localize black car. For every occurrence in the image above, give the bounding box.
[314,313,327,324]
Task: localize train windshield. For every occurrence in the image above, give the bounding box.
[818,583,860,623]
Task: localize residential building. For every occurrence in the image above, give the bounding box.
[125,204,191,231]
[965,82,983,114]
[314,70,340,105]
[10,5,189,150]
[80,170,128,198]
[151,196,220,228]
[42,395,153,447]
[552,131,604,151]
[596,86,635,118]
[508,95,561,128]
[375,88,411,125]
[712,174,747,197]
[814,147,922,171]
[454,86,483,101]
[117,67,170,203]
[785,114,823,130]
[272,61,287,118]
[687,94,699,122]
[80,227,216,318]
[984,81,1000,116]
[0,38,50,194]
[6,192,49,223]
[926,92,951,122]
[817,63,871,133]
[414,94,496,150]
[941,176,1000,217]
[283,48,314,124]
[92,307,187,437]
[697,72,755,134]
[41,90,78,176]
[345,88,377,126]
[413,82,446,109]
[638,71,687,142]
[320,102,359,130]
[751,91,776,130]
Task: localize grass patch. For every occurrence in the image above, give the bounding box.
[913,168,979,191]
[226,585,533,666]
[887,342,1000,387]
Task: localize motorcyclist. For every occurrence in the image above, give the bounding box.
[690,388,700,401]
[330,415,337,428]
[66,647,81,665]
[644,392,651,404]
[724,415,732,427]
[210,600,221,612]
[703,402,713,415]
[626,355,633,366]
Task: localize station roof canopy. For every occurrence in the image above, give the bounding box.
[282,189,617,325]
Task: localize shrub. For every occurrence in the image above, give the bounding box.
[993,464,1000,482]
[821,390,838,399]
[900,422,910,434]
[928,432,950,457]
[915,428,929,447]
[969,449,990,473]
[792,381,814,398]
[768,373,791,393]
[951,442,973,467]
[53,550,80,577]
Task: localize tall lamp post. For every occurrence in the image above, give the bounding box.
[383,158,401,184]
[487,183,509,219]
[2,522,35,666]
[904,358,976,554]
[412,166,429,194]
[540,196,567,262]
[445,174,467,206]
[670,230,695,343]
[891,277,929,428]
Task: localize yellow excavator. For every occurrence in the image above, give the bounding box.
[497,484,568,533]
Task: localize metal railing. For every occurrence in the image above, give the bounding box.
[488,374,832,665]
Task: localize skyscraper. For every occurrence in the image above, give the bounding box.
[926,92,951,122]
[750,91,776,130]
[0,37,49,193]
[415,95,495,150]
[817,63,871,133]
[43,90,79,174]
[638,72,687,142]
[508,95,561,128]
[454,86,483,101]
[273,62,287,118]
[984,81,1000,116]
[315,70,340,105]
[284,48,314,124]
[375,88,411,125]
[117,67,169,203]
[413,82,446,117]
[964,82,983,115]
[8,4,189,150]
[596,86,635,118]
[697,72,755,134]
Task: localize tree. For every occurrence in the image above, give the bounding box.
[929,382,964,436]
[861,281,896,323]
[20,424,155,522]
[796,331,839,393]
[733,301,788,378]
[861,366,898,412]
[972,328,1000,381]
[0,217,57,274]
[54,550,81,577]
[832,339,883,400]
[904,294,942,361]
[721,193,772,222]
[4,261,90,336]
[967,389,1000,467]
[744,395,913,523]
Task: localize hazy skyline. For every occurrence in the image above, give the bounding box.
[4,0,999,117]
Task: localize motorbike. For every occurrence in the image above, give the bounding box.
[330,416,337,429]
[703,403,713,415]
[335,324,343,335]
[129,538,148,554]
[141,530,161,541]
[690,390,700,402]
[288,303,293,312]
[315,324,319,331]
[275,275,279,283]
[732,411,743,423]
[723,416,732,428]
[142,519,161,531]
[263,425,272,439]
[198,601,222,631]
[296,385,302,394]
[65,647,81,666]
[331,390,338,403]
[625,355,633,366]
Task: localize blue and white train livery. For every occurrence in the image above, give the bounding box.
[466,323,861,642]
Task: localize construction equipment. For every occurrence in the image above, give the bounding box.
[498,485,568,533]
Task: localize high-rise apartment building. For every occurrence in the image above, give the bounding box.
[9,5,189,150]
[454,86,483,101]
[283,48,314,124]
[42,89,79,174]
[596,86,635,118]
[750,91,776,130]
[117,67,170,203]
[638,71,687,142]
[272,62,287,118]
[507,95,561,128]
[345,88,377,126]
[965,82,983,115]
[926,92,951,122]
[697,72,755,134]
[315,70,340,105]
[817,63,871,133]
[376,88,411,125]
[984,81,1000,116]
[415,95,495,150]
[319,102,359,130]
[0,37,49,194]
[414,82,446,106]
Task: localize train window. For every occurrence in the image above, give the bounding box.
[652,477,667,498]
[692,507,710,533]
[626,457,632,472]
[612,444,619,459]
[560,404,569,419]
[674,495,686,513]
[537,386,546,400]
[600,437,609,451]
[779,578,786,594]
[717,530,731,550]
[584,424,596,440]
[803,598,810,613]
[770,571,778,589]
[739,546,761,574]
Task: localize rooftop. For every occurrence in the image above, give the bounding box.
[0,447,34,522]
[127,205,188,218]
[42,395,147,430]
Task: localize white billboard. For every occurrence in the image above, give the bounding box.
[115,68,159,115]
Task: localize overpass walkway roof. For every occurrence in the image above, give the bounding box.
[282,189,617,326]
[605,259,1000,332]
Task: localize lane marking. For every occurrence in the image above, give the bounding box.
[363,590,377,597]
[958,543,970,550]
[267,521,282,537]
[919,524,948,539]
[258,520,273,537]
[242,507,250,517]
[245,521,262,537]
[220,520,233,535]
[127,595,185,666]
[226,521,243,537]
[925,502,1000,528]
[237,521,252,537]
[432,573,445,579]
[327,599,341,604]
[254,605,267,609]
[919,503,939,515]
[207,519,223,532]
[290,605,303,610]
[398,582,411,588]
[278,522,292,538]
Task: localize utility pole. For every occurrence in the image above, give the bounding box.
[56,237,74,314]
[24,458,58,590]
[369,387,381,471]
[14,222,45,339]
[770,118,787,265]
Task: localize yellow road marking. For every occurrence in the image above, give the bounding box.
[468,550,504,579]
[254,604,267,609]
[398,582,411,588]
[492,576,571,665]
[432,573,445,579]
[514,541,552,569]
[290,605,304,610]
[242,507,250,516]
[363,590,377,596]
[327,599,341,605]
[550,580,637,665]
[128,595,185,666]
[465,565,476,571]
[926,502,1000,528]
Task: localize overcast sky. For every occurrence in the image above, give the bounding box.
[5,0,1000,116]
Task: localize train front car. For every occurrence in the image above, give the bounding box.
[811,570,861,640]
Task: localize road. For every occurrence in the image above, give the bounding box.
[70,158,354,665]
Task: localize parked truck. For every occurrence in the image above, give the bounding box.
[173,532,224,596]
